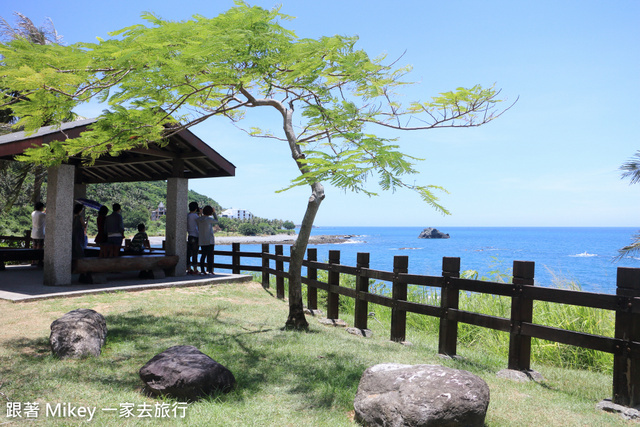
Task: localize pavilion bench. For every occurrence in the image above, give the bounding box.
[73,254,179,284]
[0,248,44,270]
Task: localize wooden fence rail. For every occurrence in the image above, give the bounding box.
[0,230,32,248]
[209,243,640,408]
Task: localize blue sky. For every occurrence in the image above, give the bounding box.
[2,1,639,227]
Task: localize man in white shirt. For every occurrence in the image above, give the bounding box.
[31,202,46,249]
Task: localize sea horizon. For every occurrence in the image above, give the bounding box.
[299,226,640,295]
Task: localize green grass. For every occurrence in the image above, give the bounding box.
[0,280,631,426]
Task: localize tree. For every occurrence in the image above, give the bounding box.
[617,151,640,259]
[0,3,514,329]
[0,12,66,211]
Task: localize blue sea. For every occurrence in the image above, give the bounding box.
[221,227,640,295]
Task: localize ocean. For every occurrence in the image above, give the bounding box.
[218,227,640,295]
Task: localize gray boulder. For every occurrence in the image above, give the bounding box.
[139,345,236,400]
[354,363,490,427]
[418,227,450,239]
[49,308,107,359]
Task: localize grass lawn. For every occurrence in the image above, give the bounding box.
[0,281,633,426]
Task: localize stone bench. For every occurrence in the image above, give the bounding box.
[0,248,44,270]
[73,254,179,284]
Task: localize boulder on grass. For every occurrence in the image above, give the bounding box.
[354,363,489,427]
[139,345,236,400]
[49,308,107,359]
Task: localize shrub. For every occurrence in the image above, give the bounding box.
[258,222,276,235]
[239,222,260,236]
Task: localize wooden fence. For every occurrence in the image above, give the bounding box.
[0,230,32,248]
[209,243,639,408]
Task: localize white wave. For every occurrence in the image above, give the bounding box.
[569,251,597,258]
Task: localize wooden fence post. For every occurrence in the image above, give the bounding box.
[438,257,461,356]
[261,244,270,289]
[612,267,640,407]
[275,245,284,299]
[391,256,409,342]
[24,229,31,249]
[232,243,240,274]
[307,248,318,311]
[354,252,371,330]
[508,260,535,371]
[327,250,340,320]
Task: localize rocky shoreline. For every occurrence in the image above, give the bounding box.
[148,234,356,246]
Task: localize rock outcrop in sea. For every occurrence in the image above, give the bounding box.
[418,227,450,239]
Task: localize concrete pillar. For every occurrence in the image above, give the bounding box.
[73,183,86,201]
[43,164,75,286]
[165,177,188,276]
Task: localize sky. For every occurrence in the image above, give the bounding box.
[2,1,639,227]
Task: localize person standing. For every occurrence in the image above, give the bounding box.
[31,202,46,249]
[104,203,124,257]
[186,202,200,274]
[71,203,86,260]
[30,201,46,267]
[196,205,219,275]
[95,205,109,257]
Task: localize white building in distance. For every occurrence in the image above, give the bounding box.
[221,208,254,221]
[150,202,166,221]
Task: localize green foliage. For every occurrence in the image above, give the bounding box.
[238,222,260,236]
[83,182,221,236]
[283,220,295,230]
[217,217,237,233]
[257,222,275,235]
[0,2,511,214]
[0,177,224,238]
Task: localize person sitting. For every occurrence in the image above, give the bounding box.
[128,223,150,254]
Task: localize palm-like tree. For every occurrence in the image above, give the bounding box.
[617,151,640,259]
[0,12,63,45]
[0,13,66,213]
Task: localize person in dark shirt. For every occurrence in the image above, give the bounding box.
[71,203,86,260]
[95,205,109,257]
[104,203,124,257]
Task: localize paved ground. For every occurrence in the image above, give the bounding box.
[0,265,252,303]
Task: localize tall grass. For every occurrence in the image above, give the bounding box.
[261,261,615,373]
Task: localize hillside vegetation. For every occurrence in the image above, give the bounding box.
[0,174,293,239]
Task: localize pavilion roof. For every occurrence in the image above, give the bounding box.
[0,118,235,184]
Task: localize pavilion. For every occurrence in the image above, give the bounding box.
[0,118,235,286]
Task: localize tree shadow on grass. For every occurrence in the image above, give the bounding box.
[1,307,369,410]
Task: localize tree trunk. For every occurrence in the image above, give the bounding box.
[32,164,45,205]
[285,182,324,330]
[238,89,326,330]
